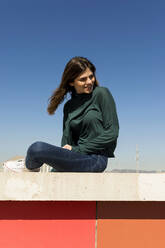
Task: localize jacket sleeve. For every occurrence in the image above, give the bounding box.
[72,88,119,154]
[61,102,69,147]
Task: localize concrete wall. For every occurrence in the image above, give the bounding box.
[1,172,165,201]
[0,173,165,247]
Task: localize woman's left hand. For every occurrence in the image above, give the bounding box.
[62,144,72,150]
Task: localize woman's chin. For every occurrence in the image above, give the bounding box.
[84,88,93,94]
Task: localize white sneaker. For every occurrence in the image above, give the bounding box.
[3,159,25,172]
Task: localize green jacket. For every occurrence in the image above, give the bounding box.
[61,86,119,157]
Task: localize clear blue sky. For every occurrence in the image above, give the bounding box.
[0,0,164,170]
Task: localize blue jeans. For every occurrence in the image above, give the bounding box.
[25,141,108,172]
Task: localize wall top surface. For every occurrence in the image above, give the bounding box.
[0,172,165,201]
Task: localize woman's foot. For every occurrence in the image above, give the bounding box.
[26,168,40,172]
[3,159,25,172]
[3,158,40,172]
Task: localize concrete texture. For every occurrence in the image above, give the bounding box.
[0,172,165,201]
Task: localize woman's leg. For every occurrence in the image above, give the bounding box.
[25,141,108,172]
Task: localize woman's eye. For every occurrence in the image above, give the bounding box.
[79,75,94,82]
[80,78,86,82]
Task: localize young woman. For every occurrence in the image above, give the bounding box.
[25,56,119,172]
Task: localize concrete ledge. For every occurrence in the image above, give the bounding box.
[0,172,165,201]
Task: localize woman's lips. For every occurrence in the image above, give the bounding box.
[84,85,93,91]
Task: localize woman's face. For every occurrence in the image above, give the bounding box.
[69,68,95,94]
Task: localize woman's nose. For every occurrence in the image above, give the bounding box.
[86,77,92,84]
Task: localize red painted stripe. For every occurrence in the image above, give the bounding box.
[0,201,96,248]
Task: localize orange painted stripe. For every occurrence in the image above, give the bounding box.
[97,219,165,248]
[97,202,165,248]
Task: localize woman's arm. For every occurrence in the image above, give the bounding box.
[61,102,70,147]
[72,87,119,154]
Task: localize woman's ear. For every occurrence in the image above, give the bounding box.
[69,82,74,87]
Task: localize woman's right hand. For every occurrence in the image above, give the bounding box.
[62,144,72,150]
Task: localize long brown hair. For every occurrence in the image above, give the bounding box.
[47,56,99,115]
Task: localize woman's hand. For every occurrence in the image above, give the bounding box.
[62,144,72,150]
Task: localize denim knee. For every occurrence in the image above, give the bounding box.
[27,141,45,159]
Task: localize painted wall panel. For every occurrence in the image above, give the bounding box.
[97,202,165,248]
[97,219,165,248]
[0,201,96,248]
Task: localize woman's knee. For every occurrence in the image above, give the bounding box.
[27,141,45,158]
